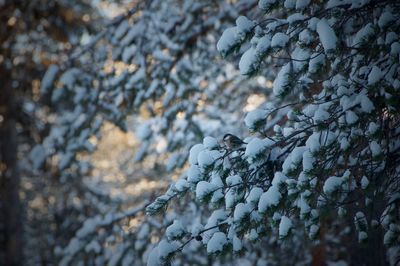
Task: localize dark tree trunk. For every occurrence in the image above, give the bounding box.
[0,63,23,265]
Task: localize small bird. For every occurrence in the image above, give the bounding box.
[223,133,247,150]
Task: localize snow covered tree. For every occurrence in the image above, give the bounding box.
[10,0,398,264]
[41,1,278,265]
[147,0,400,265]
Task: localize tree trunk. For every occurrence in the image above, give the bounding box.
[0,62,23,265]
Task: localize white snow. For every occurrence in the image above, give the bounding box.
[302,149,315,172]
[308,17,319,31]
[136,123,152,140]
[122,45,136,63]
[59,152,73,170]
[248,229,259,241]
[225,186,241,210]
[157,240,178,260]
[174,179,189,192]
[226,174,242,186]
[303,104,318,117]
[246,187,264,206]
[282,146,307,174]
[197,150,214,168]
[323,176,342,195]
[352,23,374,47]
[368,66,383,85]
[283,0,295,8]
[271,32,289,48]
[166,220,185,241]
[234,203,250,222]
[196,181,217,200]
[190,222,204,237]
[41,64,59,94]
[245,137,272,159]
[137,224,150,240]
[291,47,310,71]
[340,94,357,111]
[114,20,129,40]
[385,32,398,45]
[272,212,282,221]
[345,110,359,124]
[211,172,224,188]
[299,29,314,44]
[308,53,325,73]
[314,107,330,122]
[203,136,219,149]
[189,144,205,165]
[357,92,374,113]
[153,50,172,62]
[59,68,79,89]
[369,141,382,157]
[29,144,47,169]
[187,165,202,183]
[121,25,139,45]
[236,16,255,32]
[378,11,394,28]
[217,27,237,56]
[207,232,227,254]
[233,235,242,252]
[257,35,272,52]
[296,0,310,9]
[367,122,379,135]
[298,198,311,218]
[287,13,306,23]
[340,138,350,150]
[306,132,321,153]
[202,209,227,244]
[85,240,101,254]
[258,185,281,212]
[127,65,145,87]
[354,211,367,228]
[239,47,257,75]
[316,19,337,52]
[217,16,254,57]
[279,216,293,238]
[147,240,178,266]
[239,36,271,75]
[244,109,268,129]
[273,63,291,96]
[258,0,277,10]
[361,176,369,189]
[211,189,224,203]
[391,42,400,55]
[272,172,288,187]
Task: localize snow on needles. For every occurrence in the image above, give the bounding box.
[273,63,291,96]
[217,16,254,57]
[323,176,343,196]
[245,108,268,129]
[239,36,271,75]
[245,137,273,162]
[207,232,227,254]
[258,185,282,212]
[316,19,337,52]
[166,220,185,241]
[279,216,293,238]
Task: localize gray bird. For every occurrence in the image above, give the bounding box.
[223,134,247,149]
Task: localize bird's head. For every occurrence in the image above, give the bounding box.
[223,134,234,142]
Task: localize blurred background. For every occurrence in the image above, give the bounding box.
[2,0,388,265]
[0,1,278,265]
